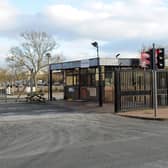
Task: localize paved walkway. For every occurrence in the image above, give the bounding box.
[48,101,168,120]
[2,95,168,120]
[55,101,168,120]
[118,108,168,120]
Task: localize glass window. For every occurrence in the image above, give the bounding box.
[80,68,96,86]
[66,76,73,86]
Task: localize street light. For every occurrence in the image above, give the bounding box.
[115,53,120,58]
[115,53,121,69]
[91,41,102,107]
[10,56,16,95]
[30,68,33,96]
[46,53,51,100]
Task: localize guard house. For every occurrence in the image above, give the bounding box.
[49,57,140,103]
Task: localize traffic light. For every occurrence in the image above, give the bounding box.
[141,49,153,69]
[156,48,165,69]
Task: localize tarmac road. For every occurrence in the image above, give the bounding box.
[0,102,168,168]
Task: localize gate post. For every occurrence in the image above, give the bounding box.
[167,71,168,105]
[114,69,121,112]
[49,69,53,101]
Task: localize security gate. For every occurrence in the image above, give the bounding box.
[0,88,7,101]
[115,69,168,112]
[157,71,168,106]
[115,69,153,112]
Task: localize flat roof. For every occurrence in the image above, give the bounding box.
[50,57,140,70]
[50,57,119,70]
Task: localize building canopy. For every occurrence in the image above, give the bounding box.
[50,57,140,71]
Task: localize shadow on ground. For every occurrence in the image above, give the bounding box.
[0,100,114,117]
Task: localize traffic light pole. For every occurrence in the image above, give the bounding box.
[152,43,157,118]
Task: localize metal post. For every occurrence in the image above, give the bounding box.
[63,70,66,100]
[30,69,33,96]
[5,82,7,102]
[78,68,81,99]
[46,53,51,101]
[154,70,158,117]
[48,56,50,100]
[97,45,103,107]
[152,43,157,117]
[143,69,147,106]
[49,69,52,101]
[114,69,121,112]
[11,58,15,95]
[91,41,103,107]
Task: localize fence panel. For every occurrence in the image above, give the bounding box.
[0,88,7,102]
[115,69,153,112]
[157,71,168,106]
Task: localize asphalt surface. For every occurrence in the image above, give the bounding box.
[0,102,168,168]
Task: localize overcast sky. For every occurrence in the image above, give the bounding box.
[0,0,168,66]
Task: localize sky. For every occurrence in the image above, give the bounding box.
[1,0,168,67]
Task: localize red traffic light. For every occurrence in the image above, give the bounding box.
[140,51,152,68]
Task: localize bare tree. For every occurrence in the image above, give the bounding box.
[0,68,9,85]
[6,31,59,88]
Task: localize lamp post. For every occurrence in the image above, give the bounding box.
[91,41,102,107]
[115,53,121,69]
[30,68,33,96]
[46,53,51,101]
[115,53,120,58]
[10,56,16,95]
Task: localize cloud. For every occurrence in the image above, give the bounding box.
[1,0,168,62]
[42,0,168,59]
[1,0,168,41]
[0,37,19,66]
[44,0,168,40]
[57,39,97,60]
[0,0,18,32]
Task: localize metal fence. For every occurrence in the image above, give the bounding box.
[114,69,168,112]
[0,88,7,101]
[157,70,168,106]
